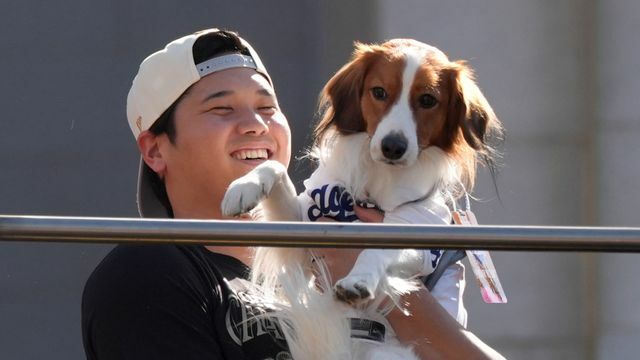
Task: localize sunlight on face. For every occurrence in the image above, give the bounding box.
[159,68,291,218]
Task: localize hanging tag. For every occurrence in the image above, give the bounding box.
[452,210,508,304]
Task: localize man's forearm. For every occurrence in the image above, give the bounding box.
[387,288,505,360]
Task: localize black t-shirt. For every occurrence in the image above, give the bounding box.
[82,245,291,360]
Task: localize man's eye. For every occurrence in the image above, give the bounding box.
[259,106,277,114]
[209,106,233,114]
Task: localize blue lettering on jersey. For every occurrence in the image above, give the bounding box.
[307,184,358,222]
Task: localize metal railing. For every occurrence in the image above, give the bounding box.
[1,215,639,252]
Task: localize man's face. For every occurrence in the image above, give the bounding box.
[158,67,291,218]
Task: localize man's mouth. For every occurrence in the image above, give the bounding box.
[232,149,270,160]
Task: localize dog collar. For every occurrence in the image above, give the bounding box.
[350,318,386,343]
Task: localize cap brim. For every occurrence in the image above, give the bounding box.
[137,158,171,218]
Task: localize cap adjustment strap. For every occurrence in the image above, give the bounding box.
[196,54,257,78]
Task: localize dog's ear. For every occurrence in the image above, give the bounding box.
[446,61,502,152]
[444,61,504,192]
[314,43,375,139]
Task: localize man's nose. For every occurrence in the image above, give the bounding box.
[237,110,269,135]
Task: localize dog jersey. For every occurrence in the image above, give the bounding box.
[297,180,468,326]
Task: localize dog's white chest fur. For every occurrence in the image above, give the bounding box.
[306,132,452,212]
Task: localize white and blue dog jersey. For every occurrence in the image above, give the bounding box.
[297,174,468,327]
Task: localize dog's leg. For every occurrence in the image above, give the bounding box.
[221,160,301,221]
[335,249,426,304]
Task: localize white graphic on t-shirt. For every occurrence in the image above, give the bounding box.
[224,278,288,346]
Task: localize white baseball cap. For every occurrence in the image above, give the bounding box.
[126,29,272,217]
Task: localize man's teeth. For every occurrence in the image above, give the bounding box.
[234,149,269,160]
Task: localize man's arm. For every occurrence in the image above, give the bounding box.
[387,287,505,360]
[355,206,505,359]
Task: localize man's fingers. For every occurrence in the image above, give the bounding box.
[354,206,384,223]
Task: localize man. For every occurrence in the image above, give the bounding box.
[82,28,504,360]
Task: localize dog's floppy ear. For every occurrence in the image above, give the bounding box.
[445,61,503,191]
[314,43,376,140]
[446,61,502,152]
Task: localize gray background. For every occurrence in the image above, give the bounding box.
[0,1,638,359]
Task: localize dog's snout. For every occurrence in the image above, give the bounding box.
[381,133,408,160]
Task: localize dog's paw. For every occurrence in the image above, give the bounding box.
[334,275,377,304]
[221,161,289,217]
[221,174,271,217]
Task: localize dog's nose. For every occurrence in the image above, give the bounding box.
[381,133,408,160]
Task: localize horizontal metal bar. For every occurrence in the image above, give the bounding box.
[1,215,640,252]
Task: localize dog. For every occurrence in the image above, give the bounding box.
[222,38,502,359]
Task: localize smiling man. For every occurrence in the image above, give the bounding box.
[137,67,290,220]
[82,29,295,360]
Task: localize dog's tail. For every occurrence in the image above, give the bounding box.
[251,247,309,295]
[275,262,353,360]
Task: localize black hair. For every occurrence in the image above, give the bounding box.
[146,30,250,216]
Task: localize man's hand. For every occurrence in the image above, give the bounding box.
[353,205,384,222]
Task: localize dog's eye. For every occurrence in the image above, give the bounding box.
[419,94,438,109]
[371,87,388,101]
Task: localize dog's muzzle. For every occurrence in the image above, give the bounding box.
[380,133,408,161]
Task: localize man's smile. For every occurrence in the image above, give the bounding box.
[232,148,270,160]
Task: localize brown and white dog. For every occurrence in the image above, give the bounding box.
[222,39,502,359]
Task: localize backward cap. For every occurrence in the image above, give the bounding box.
[126,28,272,139]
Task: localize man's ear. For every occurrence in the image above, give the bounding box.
[137,131,167,177]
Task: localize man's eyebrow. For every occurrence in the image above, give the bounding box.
[201,90,233,103]
[201,89,274,103]
[257,89,275,97]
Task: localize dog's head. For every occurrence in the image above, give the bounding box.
[315,39,502,190]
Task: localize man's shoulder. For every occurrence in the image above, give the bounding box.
[81,245,234,359]
[90,245,196,278]
[83,245,210,304]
